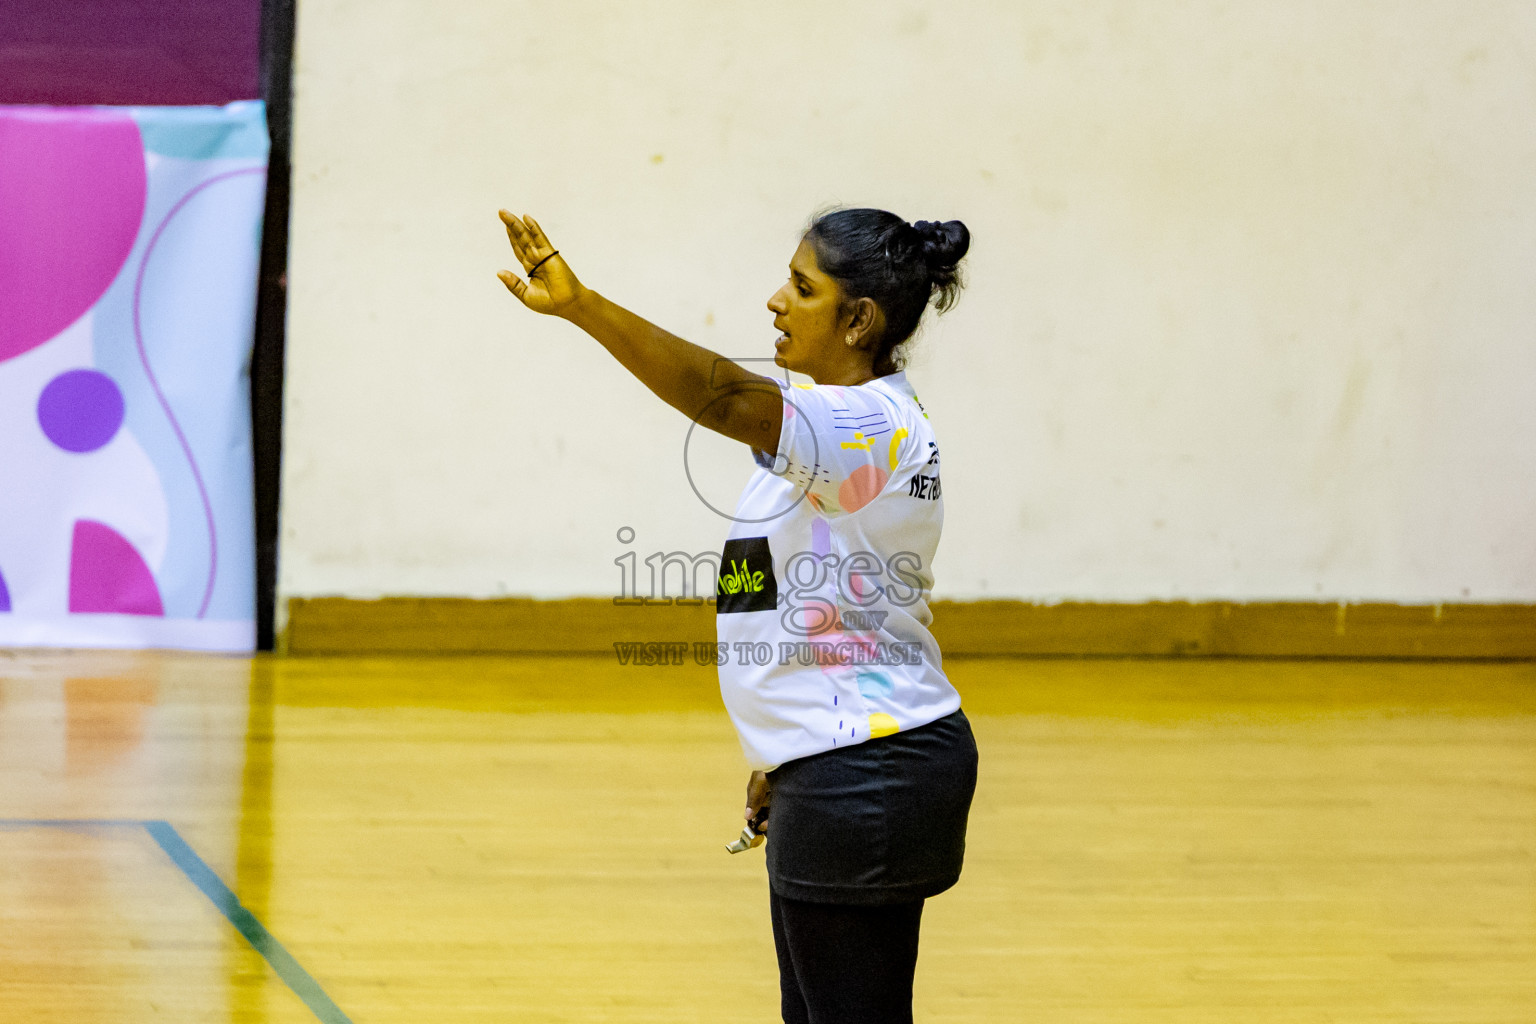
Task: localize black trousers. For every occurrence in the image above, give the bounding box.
[764,709,977,1022]
[770,889,925,1024]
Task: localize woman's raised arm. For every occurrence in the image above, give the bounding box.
[497,210,782,454]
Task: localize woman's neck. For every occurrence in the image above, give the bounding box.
[813,365,881,387]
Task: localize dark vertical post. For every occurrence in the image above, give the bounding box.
[254,0,295,650]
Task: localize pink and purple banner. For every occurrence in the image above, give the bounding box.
[0,101,267,651]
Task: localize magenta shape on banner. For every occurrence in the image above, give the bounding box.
[69,520,165,617]
[0,110,146,364]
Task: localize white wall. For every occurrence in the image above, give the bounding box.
[280,0,1536,618]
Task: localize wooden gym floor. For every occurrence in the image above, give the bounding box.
[0,650,1532,1022]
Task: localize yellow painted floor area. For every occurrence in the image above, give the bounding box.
[1,651,1533,1022]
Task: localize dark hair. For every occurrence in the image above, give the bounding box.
[805,208,970,374]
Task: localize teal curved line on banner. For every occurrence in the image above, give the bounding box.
[131,102,269,161]
[91,136,267,624]
[132,167,266,619]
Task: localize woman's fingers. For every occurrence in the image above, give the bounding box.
[498,208,529,237]
[498,210,538,267]
[497,269,527,300]
[497,209,526,243]
[523,213,553,250]
[744,769,771,823]
[499,210,552,253]
[507,228,539,272]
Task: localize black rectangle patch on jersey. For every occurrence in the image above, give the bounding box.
[716,536,777,614]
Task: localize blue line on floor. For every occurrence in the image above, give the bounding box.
[0,818,354,1024]
[0,818,147,828]
[143,821,354,1024]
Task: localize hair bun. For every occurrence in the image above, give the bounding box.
[805,206,970,343]
[912,219,970,268]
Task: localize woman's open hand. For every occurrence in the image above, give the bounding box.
[497,210,585,317]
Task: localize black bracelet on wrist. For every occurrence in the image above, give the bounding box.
[527,250,559,278]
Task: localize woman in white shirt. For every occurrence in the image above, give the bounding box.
[498,206,977,1024]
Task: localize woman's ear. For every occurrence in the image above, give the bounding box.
[848,296,880,344]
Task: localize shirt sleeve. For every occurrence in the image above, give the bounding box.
[774,381,909,516]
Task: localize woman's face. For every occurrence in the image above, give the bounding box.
[767,238,846,375]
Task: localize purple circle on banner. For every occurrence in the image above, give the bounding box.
[38,369,125,453]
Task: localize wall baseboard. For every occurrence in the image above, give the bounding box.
[283,597,1535,658]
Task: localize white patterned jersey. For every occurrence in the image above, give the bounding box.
[714,370,959,770]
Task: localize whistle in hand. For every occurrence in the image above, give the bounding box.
[725,824,766,854]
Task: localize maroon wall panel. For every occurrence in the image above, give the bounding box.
[0,0,260,105]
